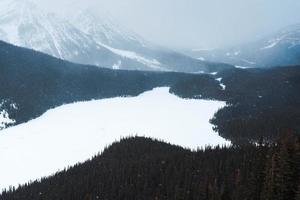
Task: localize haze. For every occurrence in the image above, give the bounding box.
[33,0,300,49]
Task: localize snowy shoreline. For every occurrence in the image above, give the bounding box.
[0,87,229,190]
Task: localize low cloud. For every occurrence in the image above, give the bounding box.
[33,0,300,49]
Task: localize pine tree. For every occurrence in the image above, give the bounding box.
[276,132,299,200]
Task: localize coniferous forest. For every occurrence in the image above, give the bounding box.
[171,66,300,143]
[0,40,300,199]
[1,132,299,200]
[1,0,300,199]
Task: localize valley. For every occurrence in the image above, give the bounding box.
[0,0,299,199]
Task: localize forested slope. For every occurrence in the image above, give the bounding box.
[171,66,300,143]
[0,41,211,126]
[1,133,299,200]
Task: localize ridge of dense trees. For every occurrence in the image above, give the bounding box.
[170,66,300,143]
[1,132,299,200]
[213,66,300,143]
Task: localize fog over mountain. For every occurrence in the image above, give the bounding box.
[31,0,300,49]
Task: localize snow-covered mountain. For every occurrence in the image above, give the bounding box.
[0,0,96,60]
[185,24,300,68]
[73,9,151,52]
[0,0,159,71]
[0,0,231,72]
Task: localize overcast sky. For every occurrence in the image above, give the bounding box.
[34,0,300,49]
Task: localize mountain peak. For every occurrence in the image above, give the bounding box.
[72,8,147,49]
[0,0,229,73]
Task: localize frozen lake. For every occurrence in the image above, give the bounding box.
[0,87,229,190]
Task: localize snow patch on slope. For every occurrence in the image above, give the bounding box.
[100,43,162,70]
[261,31,299,50]
[215,78,226,90]
[0,110,15,130]
[0,87,228,190]
[209,72,218,75]
[0,101,16,130]
[262,41,279,49]
[239,58,256,65]
[235,65,250,69]
[112,60,121,70]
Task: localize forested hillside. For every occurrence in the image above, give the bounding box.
[1,133,299,200]
[171,66,300,143]
[1,41,300,144]
[0,41,211,126]
[212,66,300,143]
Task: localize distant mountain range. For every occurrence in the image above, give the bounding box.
[185,24,300,68]
[0,0,231,73]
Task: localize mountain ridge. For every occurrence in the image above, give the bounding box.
[1,135,299,200]
[0,0,232,73]
[185,23,300,68]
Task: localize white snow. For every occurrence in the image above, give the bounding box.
[261,34,289,50]
[194,94,202,98]
[0,87,228,190]
[112,60,122,70]
[0,110,15,130]
[215,78,226,90]
[10,103,18,110]
[225,50,240,56]
[197,57,205,61]
[193,70,205,74]
[0,101,16,130]
[100,43,162,70]
[220,83,226,90]
[235,65,250,69]
[239,58,256,65]
[209,72,218,75]
[234,51,240,56]
[262,41,278,49]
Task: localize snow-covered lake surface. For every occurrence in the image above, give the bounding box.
[0,87,229,190]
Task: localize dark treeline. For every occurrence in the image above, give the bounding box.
[213,66,300,143]
[1,133,299,200]
[171,66,300,143]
